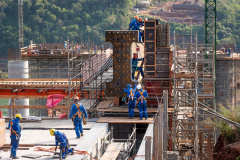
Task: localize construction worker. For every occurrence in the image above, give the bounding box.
[134,84,148,120]
[8,113,22,159]
[228,48,231,57]
[50,129,74,159]
[124,84,137,119]
[69,96,88,138]
[94,45,97,54]
[129,16,143,42]
[132,53,144,80]
[138,17,144,42]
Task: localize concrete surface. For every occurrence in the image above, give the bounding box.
[1,119,98,160]
[66,123,108,160]
[135,124,153,160]
[5,118,98,130]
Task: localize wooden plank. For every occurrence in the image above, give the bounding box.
[97,117,153,124]
[145,136,152,160]
[0,105,69,109]
[0,78,71,82]
[113,97,119,106]
[0,95,68,99]
[97,107,174,113]
[100,142,123,160]
[97,99,113,109]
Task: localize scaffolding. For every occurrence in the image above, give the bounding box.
[68,44,113,113]
[173,32,215,159]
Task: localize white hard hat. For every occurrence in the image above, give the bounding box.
[137,84,142,90]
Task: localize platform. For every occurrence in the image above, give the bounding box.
[97,117,154,124]
[97,106,174,113]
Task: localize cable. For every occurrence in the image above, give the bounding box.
[129,155,154,160]
[34,147,99,160]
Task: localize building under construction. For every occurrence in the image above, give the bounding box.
[1,10,240,160]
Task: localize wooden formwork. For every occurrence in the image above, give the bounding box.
[0,119,6,148]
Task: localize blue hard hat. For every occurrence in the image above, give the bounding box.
[127,84,132,88]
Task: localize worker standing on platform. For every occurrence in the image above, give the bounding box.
[129,16,143,42]
[8,113,22,159]
[132,53,144,80]
[134,84,148,120]
[137,17,144,42]
[50,129,74,159]
[69,96,88,138]
[228,48,232,57]
[124,84,137,119]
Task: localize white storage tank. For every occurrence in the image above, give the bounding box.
[8,60,29,117]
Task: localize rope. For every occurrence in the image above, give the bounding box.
[34,147,99,160]
[129,155,154,160]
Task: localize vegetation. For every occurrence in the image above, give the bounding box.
[0,99,9,116]
[206,104,240,143]
[0,0,137,57]
[0,0,240,58]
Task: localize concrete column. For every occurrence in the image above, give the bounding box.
[8,61,29,117]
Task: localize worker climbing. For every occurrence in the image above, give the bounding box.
[134,84,148,120]
[69,96,88,138]
[132,53,144,80]
[50,129,74,159]
[124,84,137,119]
[8,113,23,159]
[129,16,144,42]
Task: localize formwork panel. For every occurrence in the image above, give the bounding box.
[0,119,6,147]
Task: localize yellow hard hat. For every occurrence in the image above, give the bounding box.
[15,113,22,119]
[50,129,55,136]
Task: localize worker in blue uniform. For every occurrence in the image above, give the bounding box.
[50,129,74,159]
[129,16,143,42]
[137,17,144,42]
[8,113,22,159]
[124,84,137,119]
[228,48,232,57]
[132,53,144,80]
[134,84,148,120]
[69,96,88,138]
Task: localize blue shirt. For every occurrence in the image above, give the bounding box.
[129,19,140,30]
[69,103,88,119]
[55,131,68,146]
[132,58,144,68]
[134,89,148,103]
[8,118,21,138]
[124,85,137,101]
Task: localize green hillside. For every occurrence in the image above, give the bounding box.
[0,0,239,57]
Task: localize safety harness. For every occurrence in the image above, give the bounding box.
[137,90,146,103]
[73,103,87,125]
[74,103,83,119]
[129,90,134,101]
[10,121,19,138]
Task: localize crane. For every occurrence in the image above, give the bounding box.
[18,0,24,56]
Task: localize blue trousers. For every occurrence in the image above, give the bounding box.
[138,101,148,119]
[74,117,83,138]
[139,32,144,42]
[128,100,136,117]
[60,144,73,159]
[11,136,20,158]
[132,67,144,80]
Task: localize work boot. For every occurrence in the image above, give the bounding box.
[139,118,143,120]
[12,157,19,159]
[71,148,74,155]
[145,117,148,120]
[81,133,84,137]
[76,137,80,139]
